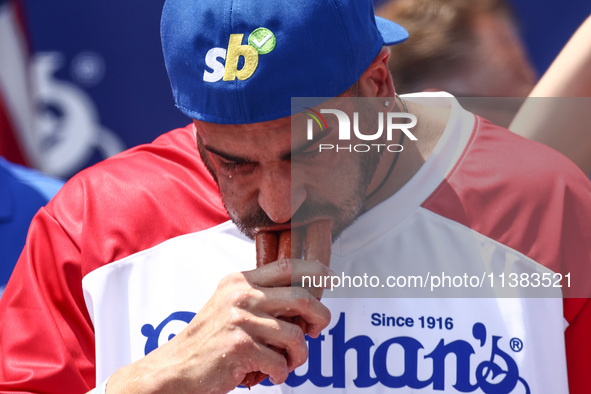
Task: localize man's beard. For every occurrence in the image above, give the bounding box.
[195,123,383,241]
[230,192,365,241]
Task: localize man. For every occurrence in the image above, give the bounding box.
[0,0,590,393]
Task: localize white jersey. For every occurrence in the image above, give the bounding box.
[82,97,584,393]
[2,96,590,393]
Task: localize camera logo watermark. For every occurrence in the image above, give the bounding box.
[305,108,418,153]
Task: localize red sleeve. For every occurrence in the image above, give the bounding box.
[564,298,591,394]
[0,125,228,393]
[0,206,96,392]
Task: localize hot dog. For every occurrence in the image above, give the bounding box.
[277,229,303,260]
[241,230,304,388]
[304,220,332,265]
[240,221,331,388]
[255,231,279,265]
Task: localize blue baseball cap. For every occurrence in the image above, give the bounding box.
[161,0,408,124]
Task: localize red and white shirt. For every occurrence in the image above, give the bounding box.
[1,96,590,393]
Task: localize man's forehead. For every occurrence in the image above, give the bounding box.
[193,114,325,163]
[193,117,294,156]
[193,116,293,137]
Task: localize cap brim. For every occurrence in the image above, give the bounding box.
[375,15,409,45]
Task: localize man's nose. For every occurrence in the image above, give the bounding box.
[257,162,306,224]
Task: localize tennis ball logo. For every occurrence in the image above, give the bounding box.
[203,27,276,83]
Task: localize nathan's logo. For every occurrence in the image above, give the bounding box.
[142,312,531,392]
[306,108,418,153]
[271,313,531,393]
[203,27,276,83]
[141,311,196,354]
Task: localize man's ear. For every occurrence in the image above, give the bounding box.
[357,47,395,98]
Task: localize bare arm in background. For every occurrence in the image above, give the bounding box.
[510,15,591,175]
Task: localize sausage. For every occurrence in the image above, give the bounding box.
[241,223,331,388]
[240,370,268,390]
[304,220,332,266]
[277,228,304,260]
[256,231,279,266]
[277,229,308,341]
[243,230,300,388]
[242,231,283,388]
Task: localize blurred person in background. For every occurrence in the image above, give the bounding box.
[376,0,591,173]
[376,0,537,97]
[0,156,63,299]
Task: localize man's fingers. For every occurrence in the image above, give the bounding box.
[238,315,309,371]
[245,258,334,289]
[246,342,290,385]
[241,260,333,338]
[227,285,330,340]
[257,287,331,338]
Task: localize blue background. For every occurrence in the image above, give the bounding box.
[22,0,591,175]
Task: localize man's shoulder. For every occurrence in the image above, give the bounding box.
[43,125,229,272]
[53,124,217,206]
[82,124,201,181]
[423,116,591,272]
[471,117,585,183]
[438,115,590,199]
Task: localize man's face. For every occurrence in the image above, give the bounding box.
[194,113,381,240]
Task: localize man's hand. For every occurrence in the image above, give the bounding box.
[105,259,332,393]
